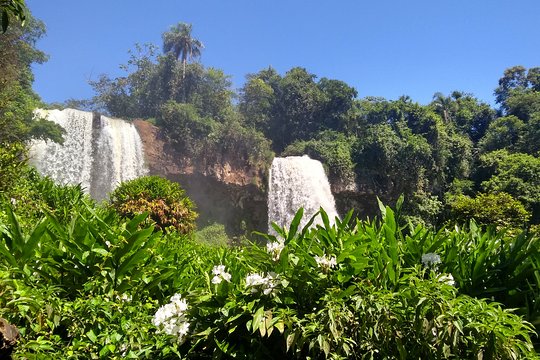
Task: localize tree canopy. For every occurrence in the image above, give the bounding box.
[0,0,26,32]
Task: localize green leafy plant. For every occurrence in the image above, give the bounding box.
[152,207,538,359]
[1,195,538,358]
[448,192,531,229]
[195,222,230,246]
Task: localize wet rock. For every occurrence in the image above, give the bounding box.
[0,318,19,358]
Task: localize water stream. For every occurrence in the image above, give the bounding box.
[29,109,147,200]
[267,155,339,233]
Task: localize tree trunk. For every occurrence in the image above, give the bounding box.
[182,59,186,79]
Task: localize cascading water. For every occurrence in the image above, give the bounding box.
[29,108,147,200]
[30,109,95,191]
[90,115,147,199]
[267,155,339,232]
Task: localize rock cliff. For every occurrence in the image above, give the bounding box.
[134,120,268,235]
[134,120,380,234]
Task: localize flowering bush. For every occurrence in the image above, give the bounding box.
[245,272,279,295]
[1,196,538,359]
[148,207,538,359]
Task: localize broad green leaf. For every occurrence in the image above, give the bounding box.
[252,306,264,334]
[87,329,97,343]
[287,208,304,242]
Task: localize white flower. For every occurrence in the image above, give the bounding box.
[170,294,188,312]
[315,254,337,272]
[421,253,441,268]
[246,273,265,287]
[120,344,128,357]
[153,293,190,342]
[245,272,278,296]
[10,198,16,205]
[212,265,226,275]
[262,272,278,295]
[211,265,232,284]
[438,273,455,286]
[105,240,111,248]
[266,241,284,261]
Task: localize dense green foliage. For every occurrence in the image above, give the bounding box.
[2,7,540,358]
[109,176,198,234]
[88,36,273,172]
[449,192,531,229]
[1,191,539,358]
[0,0,26,32]
[0,12,63,144]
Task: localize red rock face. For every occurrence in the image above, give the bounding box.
[133,120,268,235]
[133,120,265,187]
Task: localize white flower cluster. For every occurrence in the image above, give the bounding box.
[212,265,232,284]
[421,253,441,268]
[438,273,455,286]
[266,241,284,261]
[245,272,279,295]
[315,254,337,272]
[152,293,190,342]
[118,293,132,302]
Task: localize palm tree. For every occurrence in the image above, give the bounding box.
[432,92,453,123]
[162,23,204,78]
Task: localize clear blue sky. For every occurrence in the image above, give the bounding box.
[27,0,540,106]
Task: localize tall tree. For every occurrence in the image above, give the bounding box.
[494,66,528,109]
[0,0,26,33]
[431,92,453,123]
[494,66,540,113]
[0,12,63,144]
[162,22,203,78]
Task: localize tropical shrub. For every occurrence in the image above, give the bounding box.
[448,192,531,229]
[403,215,540,333]
[0,195,199,358]
[1,198,538,358]
[109,176,197,234]
[0,164,95,229]
[150,207,538,359]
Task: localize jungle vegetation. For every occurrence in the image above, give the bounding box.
[1,6,540,359]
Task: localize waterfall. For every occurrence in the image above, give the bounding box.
[29,109,147,200]
[268,155,339,233]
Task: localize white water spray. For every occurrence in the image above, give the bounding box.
[268,155,339,232]
[29,109,147,200]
